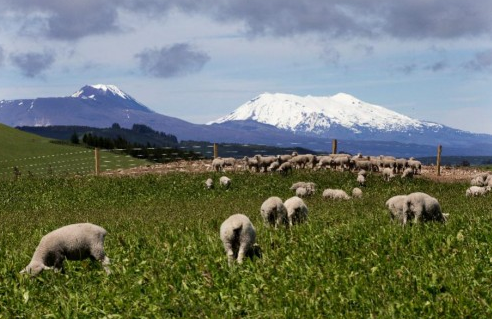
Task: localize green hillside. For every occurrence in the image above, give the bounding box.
[0,124,145,178]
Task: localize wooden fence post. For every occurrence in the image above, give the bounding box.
[94,148,100,176]
[213,143,218,159]
[331,139,338,154]
[436,144,442,176]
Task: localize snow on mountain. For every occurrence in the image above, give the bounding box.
[71,84,130,100]
[209,92,442,135]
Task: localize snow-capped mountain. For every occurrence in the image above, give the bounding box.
[210,92,442,135]
[208,92,491,148]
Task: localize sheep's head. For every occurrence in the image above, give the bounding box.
[246,244,262,260]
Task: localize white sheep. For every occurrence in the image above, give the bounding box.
[404,192,448,224]
[322,189,351,200]
[20,223,111,276]
[470,172,490,186]
[401,167,414,179]
[352,187,363,198]
[357,174,366,187]
[205,178,214,189]
[219,214,261,264]
[466,186,491,197]
[267,161,280,172]
[219,176,231,188]
[385,195,408,225]
[278,161,293,174]
[290,182,316,191]
[284,196,308,226]
[382,167,396,181]
[260,196,288,227]
[212,158,225,172]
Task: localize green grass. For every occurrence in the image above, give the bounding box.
[1,170,491,318]
[0,124,147,178]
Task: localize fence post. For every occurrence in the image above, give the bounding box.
[436,144,442,176]
[213,143,218,159]
[94,148,100,176]
[331,139,338,154]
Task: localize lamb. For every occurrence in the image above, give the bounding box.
[284,196,308,226]
[403,192,448,224]
[260,196,288,227]
[267,161,280,172]
[382,167,396,181]
[220,214,261,265]
[466,186,491,197]
[20,223,111,276]
[401,167,414,179]
[385,195,408,225]
[352,187,363,198]
[205,178,214,189]
[219,176,231,188]
[255,155,277,172]
[322,189,351,200]
[357,174,366,187]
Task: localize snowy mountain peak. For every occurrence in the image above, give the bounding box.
[208,92,442,135]
[71,84,130,100]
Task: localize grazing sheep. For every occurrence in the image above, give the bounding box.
[382,167,396,181]
[466,186,491,197]
[289,155,310,169]
[255,155,277,172]
[354,160,372,172]
[352,187,363,198]
[317,155,334,170]
[290,182,316,192]
[222,157,236,170]
[357,174,366,187]
[212,158,225,172]
[395,158,408,174]
[260,196,288,227]
[277,154,293,164]
[284,196,308,226]
[20,223,111,276]
[358,169,367,177]
[220,214,261,265]
[322,189,351,200]
[267,161,280,172]
[470,172,490,186]
[407,159,422,175]
[296,186,315,197]
[243,156,259,172]
[205,178,214,189]
[401,167,414,179]
[385,195,408,225]
[219,176,231,188]
[404,192,448,224]
[278,162,293,174]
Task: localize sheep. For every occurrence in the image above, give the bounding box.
[352,187,363,198]
[353,160,372,172]
[403,192,448,224]
[278,161,293,174]
[222,157,236,170]
[385,195,409,225]
[357,174,366,187]
[401,167,414,179]
[470,172,490,186]
[395,158,408,174]
[290,182,316,193]
[260,196,288,227]
[382,167,396,181]
[219,214,261,265]
[317,155,334,170]
[284,196,308,226]
[212,158,225,172]
[219,176,231,188]
[296,186,315,197]
[205,178,214,189]
[276,154,292,164]
[267,161,280,172]
[289,155,310,169]
[466,186,491,197]
[322,189,351,200]
[407,159,422,175]
[358,169,367,177]
[243,156,259,172]
[255,155,277,172]
[20,223,111,276]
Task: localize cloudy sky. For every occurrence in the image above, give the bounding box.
[0,0,491,133]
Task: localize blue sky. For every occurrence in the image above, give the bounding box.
[0,0,491,133]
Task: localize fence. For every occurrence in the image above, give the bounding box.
[0,141,445,179]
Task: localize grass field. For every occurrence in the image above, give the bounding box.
[1,169,491,318]
[0,124,147,178]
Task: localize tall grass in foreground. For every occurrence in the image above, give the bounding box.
[0,170,491,318]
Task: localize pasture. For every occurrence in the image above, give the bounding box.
[1,169,491,318]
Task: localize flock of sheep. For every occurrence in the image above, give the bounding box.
[20,155,491,275]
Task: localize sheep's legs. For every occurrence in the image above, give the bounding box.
[101,256,111,274]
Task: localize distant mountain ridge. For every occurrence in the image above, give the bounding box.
[1,84,492,156]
